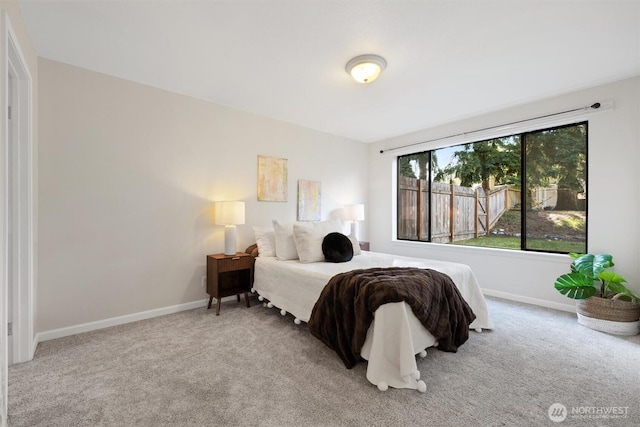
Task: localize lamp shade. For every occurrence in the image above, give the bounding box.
[214,201,245,225]
[345,204,365,221]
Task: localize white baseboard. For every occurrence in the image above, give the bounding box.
[34,299,210,345]
[32,291,575,351]
[482,288,576,313]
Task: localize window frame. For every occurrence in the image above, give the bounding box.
[396,121,588,254]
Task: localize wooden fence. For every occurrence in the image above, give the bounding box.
[398,176,513,243]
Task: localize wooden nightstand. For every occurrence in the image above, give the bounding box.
[359,241,370,251]
[206,253,253,315]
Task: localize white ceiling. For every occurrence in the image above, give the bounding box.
[19,0,640,143]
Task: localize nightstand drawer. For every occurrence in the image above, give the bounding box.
[214,255,253,273]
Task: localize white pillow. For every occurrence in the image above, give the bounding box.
[272,220,299,260]
[253,226,276,257]
[348,233,362,256]
[293,219,343,263]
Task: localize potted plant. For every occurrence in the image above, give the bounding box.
[554,253,640,335]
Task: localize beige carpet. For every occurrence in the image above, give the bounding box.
[8,296,640,426]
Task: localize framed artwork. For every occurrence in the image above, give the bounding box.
[297,180,321,221]
[257,155,288,202]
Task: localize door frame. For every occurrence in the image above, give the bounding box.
[2,9,35,366]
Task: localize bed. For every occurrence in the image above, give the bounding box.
[247,227,493,392]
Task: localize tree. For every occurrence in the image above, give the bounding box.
[398,153,429,179]
[525,124,586,210]
[442,137,520,191]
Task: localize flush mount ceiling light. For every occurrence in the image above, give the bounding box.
[345,54,387,84]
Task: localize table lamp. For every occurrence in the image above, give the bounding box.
[215,201,245,256]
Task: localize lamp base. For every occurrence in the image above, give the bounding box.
[224,225,237,256]
[350,221,359,240]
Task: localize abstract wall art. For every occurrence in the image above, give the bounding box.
[297,180,321,221]
[257,155,288,202]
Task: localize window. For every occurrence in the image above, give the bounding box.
[397,122,587,254]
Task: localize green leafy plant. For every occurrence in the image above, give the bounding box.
[554,253,640,302]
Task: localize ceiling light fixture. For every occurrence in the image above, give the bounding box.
[345,54,386,84]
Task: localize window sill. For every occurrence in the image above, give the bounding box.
[390,239,571,264]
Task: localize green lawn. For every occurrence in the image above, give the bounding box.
[452,235,586,253]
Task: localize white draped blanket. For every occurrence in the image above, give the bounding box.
[252,251,493,391]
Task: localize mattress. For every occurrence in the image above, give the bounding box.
[253,251,492,329]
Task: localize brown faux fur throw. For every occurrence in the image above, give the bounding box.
[308,267,476,369]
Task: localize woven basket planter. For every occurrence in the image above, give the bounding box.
[576,295,640,335]
[576,295,640,322]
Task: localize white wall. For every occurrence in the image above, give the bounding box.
[35,59,640,332]
[37,58,368,333]
[368,76,640,311]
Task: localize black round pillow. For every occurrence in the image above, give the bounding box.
[322,232,354,263]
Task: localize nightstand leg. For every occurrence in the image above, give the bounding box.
[216,299,221,316]
[244,292,250,308]
[207,296,213,309]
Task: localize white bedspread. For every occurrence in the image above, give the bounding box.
[252,251,493,391]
